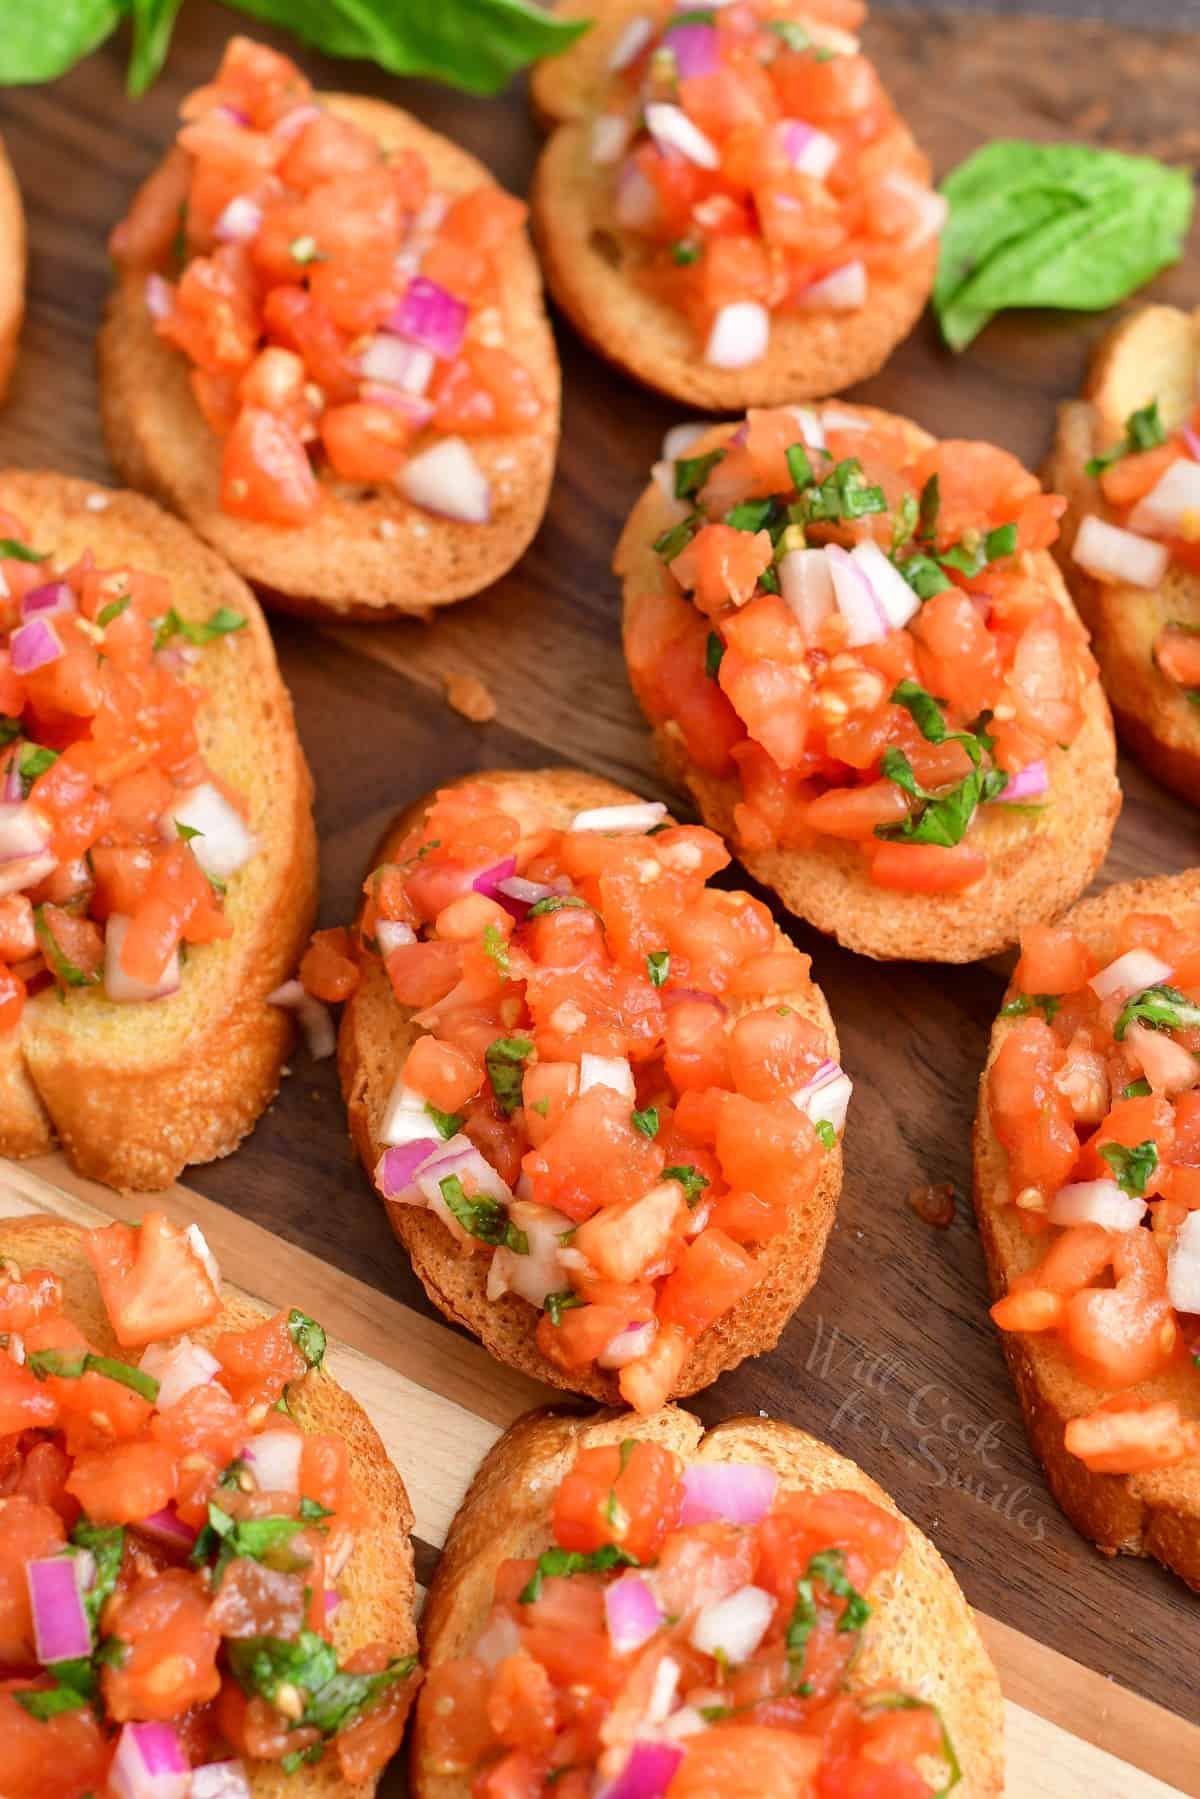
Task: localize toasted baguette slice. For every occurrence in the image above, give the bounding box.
[0,133,25,405]
[338,766,841,1404]
[618,406,1121,963]
[529,0,937,409]
[99,98,559,621]
[0,472,317,1188]
[413,1404,1005,1797]
[0,1213,417,1798]
[973,868,1200,1588]
[1044,304,1200,806]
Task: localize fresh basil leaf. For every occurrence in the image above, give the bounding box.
[97,594,132,627]
[799,458,886,524]
[486,1034,533,1115]
[13,1682,91,1719]
[1099,1138,1158,1199]
[482,922,511,976]
[27,1347,158,1402]
[227,1629,338,1712]
[675,449,725,499]
[70,1523,125,1634]
[33,906,101,990]
[518,1543,639,1604]
[897,552,954,599]
[785,443,814,491]
[653,513,703,561]
[299,1497,333,1523]
[1123,1078,1152,1100]
[18,744,58,795]
[1085,400,1168,477]
[439,1174,528,1254]
[1113,984,1200,1042]
[0,0,120,82]
[862,1693,963,1796]
[127,0,183,95]
[917,474,940,541]
[154,605,246,650]
[646,950,670,988]
[525,895,591,919]
[671,239,701,266]
[205,1507,312,1583]
[725,497,783,534]
[301,1653,418,1735]
[0,536,49,562]
[425,1103,464,1141]
[815,1119,837,1150]
[287,1308,326,1370]
[1000,993,1061,1023]
[631,1106,659,1138]
[705,631,725,680]
[662,1164,709,1205]
[806,1548,871,1631]
[543,1290,584,1326]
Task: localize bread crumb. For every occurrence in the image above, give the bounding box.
[84,492,110,512]
[443,671,497,724]
[909,1183,956,1229]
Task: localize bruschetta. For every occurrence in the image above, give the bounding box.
[529,0,943,408]
[973,869,1200,1586]
[618,403,1121,962]
[412,1404,1004,1795]
[0,470,316,1190]
[0,133,25,405]
[99,36,560,621]
[334,767,845,1412]
[1044,303,1200,806]
[0,1210,419,1798]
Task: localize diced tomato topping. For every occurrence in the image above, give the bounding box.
[84,1212,220,1348]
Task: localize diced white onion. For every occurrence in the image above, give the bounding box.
[486,1201,573,1307]
[792,1059,852,1132]
[784,405,827,452]
[398,437,490,523]
[1127,458,1200,540]
[797,261,867,312]
[690,1585,775,1664]
[850,538,920,629]
[646,1655,681,1724]
[140,1337,220,1412]
[240,1428,303,1495]
[186,1224,221,1293]
[360,333,435,395]
[379,1078,439,1148]
[597,1319,657,1368]
[571,802,667,833]
[163,783,258,881]
[779,546,835,636]
[592,114,633,165]
[1168,1212,1200,1313]
[826,543,888,646]
[1046,1180,1146,1231]
[579,1053,635,1100]
[704,301,769,369]
[1072,515,1169,589]
[644,101,720,169]
[608,13,654,69]
[1088,948,1174,1003]
[265,980,335,1060]
[663,421,717,463]
[376,920,416,955]
[190,1763,252,1799]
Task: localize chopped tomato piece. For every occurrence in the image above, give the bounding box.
[83,1212,220,1347]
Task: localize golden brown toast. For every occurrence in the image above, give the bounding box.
[0,472,317,1189]
[1044,304,1200,807]
[338,767,842,1403]
[529,0,938,408]
[98,97,559,621]
[412,1404,1005,1798]
[0,1212,418,1798]
[618,407,1122,963]
[0,133,25,405]
[972,868,1200,1589]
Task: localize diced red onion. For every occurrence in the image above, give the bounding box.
[704,300,769,369]
[775,119,838,181]
[826,543,888,646]
[1126,1021,1200,1095]
[992,760,1048,804]
[597,1319,657,1368]
[1088,948,1174,1004]
[140,1336,219,1411]
[416,1136,512,1208]
[592,114,634,166]
[605,1572,664,1654]
[323,1589,341,1619]
[209,103,249,127]
[472,856,518,901]
[134,1507,199,1554]
[678,1461,778,1526]
[265,978,335,1059]
[496,875,556,912]
[662,20,719,77]
[359,333,435,395]
[1184,425,1200,462]
[0,802,51,866]
[601,1741,684,1799]
[375,1138,440,1203]
[190,1762,252,1799]
[798,260,867,312]
[779,545,834,635]
[145,274,174,321]
[1,758,21,803]
[644,102,719,169]
[661,987,725,1014]
[271,102,321,141]
[0,849,56,898]
[1127,458,1200,539]
[26,1555,91,1664]
[163,783,258,880]
[1072,515,1168,588]
[785,405,827,452]
[850,538,919,629]
[106,914,180,1003]
[792,1059,852,1133]
[579,1053,635,1100]
[615,158,660,231]
[1047,1180,1146,1231]
[359,382,435,431]
[21,582,76,621]
[10,616,64,675]
[376,919,416,955]
[881,172,948,250]
[240,1428,302,1495]
[214,195,263,245]
[388,278,468,362]
[571,801,667,833]
[690,1583,775,1662]
[1168,1212,1200,1312]
[109,1721,190,1799]
[398,437,490,523]
[608,13,654,70]
[487,1200,573,1305]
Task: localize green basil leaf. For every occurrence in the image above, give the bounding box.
[70,1523,125,1633]
[815,1119,837,1150]
[33,907,101,990]
[675,449,725,499]
[287,1308,326,1370]
[646,950,670,988]
[1099,1138,1158,1199]
[705,631,725,680]
[525,895,591,919]
[485,1034,533,1115]
[97,594,132,627]
[999,993,1061,1023]
[518,1543,639,1604]
[662,1164,709,1204]
[425,1103,464,1141]
[13,1682,91,1719]
[799,458,886,524]
[28,1347,158,1402]
[154,605,246,650]
[543,1290,584,1326]
[631,1106,659,1138]
[1113,984,1200,1042]
[127,0,184,94]
[439,1174,528,1254]
[0,536,50,562]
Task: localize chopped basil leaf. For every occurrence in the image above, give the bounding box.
[175,820,203,843]
[544,1290,584,1326]
[525,895,591,919]
[1113,984,1200,1042]
[674,449,725,499]
[97,594,132,627]
[917,473,941,541]
[486,1034,533,1115]
[518,1543,639,1604]
[862,1693,962,1797]
[289,235,324,264]
[0,538,49,563]
[47,1656,97,1698]
[14,1683,90,1719]
[705,631,725,680]
[815,1119,837,1150]
[531,1097,550,1117]
[766,18,809,49]
[153,605,246,650]
[231,1633,413,1740]
[632,1106,659,1138]
[1085,399,1167,477]
[799,457,886,524]
[662,1164,709,1205]
[938,522,1018,578]
[425,1103,464,1140]
[480,922,511,977]
[439,1174,529,1254]
[299,1497,333,1523]
[653,513,703,561]
[18,743,58,795]
[280,1746,325,1774]
[1099,1138,1158,1198]
[201,1504,312,1584]
[1122,1078,1152,1099]
[670,239,701,266]
[618,1438,637,1474]
[725,496,783,534]
[33,906,101,990]
[876,746,1006,848]
[0,716,20,747]
[1000,992,1061,1023]
[890,491,919,554]
[27,1346,159,1403]
[287,1308,326,1370]
[70,1523,124,1634]
[758,563,780,594]
[897,551,954,599]
[808,1548,870,1629]
[646,950,670,988]
[785,443,814,491]
[889,680,966,752]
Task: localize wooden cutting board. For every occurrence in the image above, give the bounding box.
[0,0,1199,1791]
[3,1160,1199,1798]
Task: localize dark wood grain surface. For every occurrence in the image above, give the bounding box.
[1,0,1199,1745]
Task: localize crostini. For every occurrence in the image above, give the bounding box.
[0,470,316,1189]
[100,36,560,620]
[618,403,1120,962]
[412,1404,1004,1795]
[973,870,1200,1586]
[1045,303,1200,806]
[0,133,25,404]
[0,1210,418,1798]
[335,767,846,1412]
[530,0,943,408]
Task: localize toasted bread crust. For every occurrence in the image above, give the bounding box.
[1043,306,1200,807]
[0,133,25,405]
[0,473,317,1189]
[412,1404,1005,1798]
[0,1214,418,1798]
[972,868,1200,1588]
[338,767,842,1402]
[618,407,1122,963]
[529,0,937,408]
[98,97,560,621]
